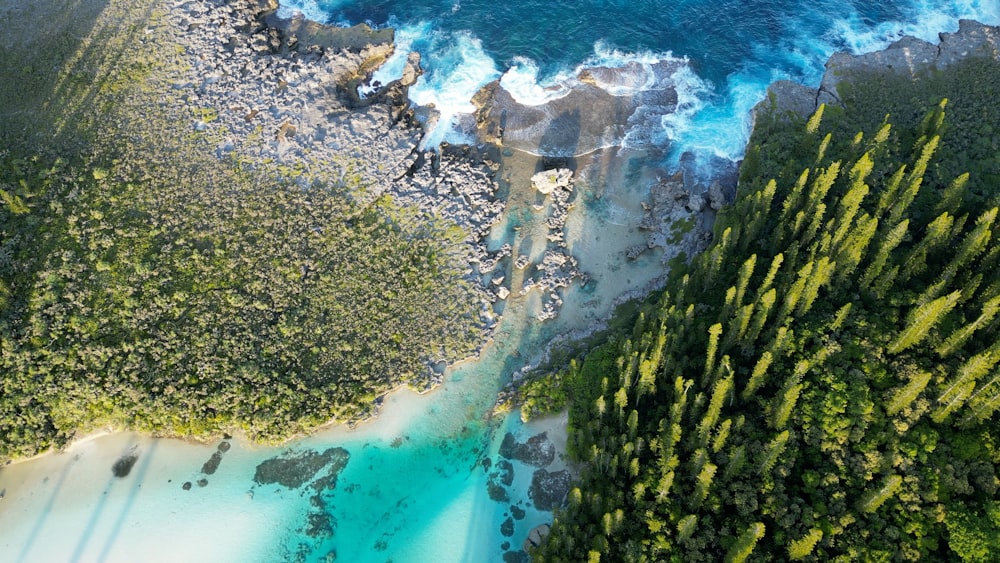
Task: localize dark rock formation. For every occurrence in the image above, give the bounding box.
[501,516,515,537]
[254,447,350,489]
[499,432,556,468]
[111,452,139,478]
[201,452,223,475]
[486,459,516,502]
[528,469,570,511]
[510,504,526,520]
[522,523,551,552]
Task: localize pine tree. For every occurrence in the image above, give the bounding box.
[699,376,733,443]
[887,136,938,226]
[744,288,777,349]
[935,172,969,217]
[857,474,903,513]
[788,528,823,561]
[712,418,732,453]
[743,351,774,400]
[829,302,852,332]
[704,323,723,385]
[755,253,784,301]
[940,207,997,281]
[770,381,803,430]
[900,211,954,282]
[734,254,757,310]
[724,444,747,480]
[833,213,878,282]
[797,256,835,317]
[860,219,908,291]
[888,290,962,354]
[831,152,873,249]
[677,514,698,542]
[758,430,790,475]
[967,371,1000,422]
[725,522,766,563]
[886,371,932,416]
[692,462,717,508]
[934,343,1000,421]
[936,294,1000,357]
[775,261,813,324]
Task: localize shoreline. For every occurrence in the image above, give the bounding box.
[5,0,994,468]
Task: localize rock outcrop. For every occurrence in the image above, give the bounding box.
[473,59,683,156]
[756,20,1000,122]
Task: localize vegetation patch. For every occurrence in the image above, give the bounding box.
[0,0,484,461]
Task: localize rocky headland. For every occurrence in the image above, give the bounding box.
[758,19,1000,121]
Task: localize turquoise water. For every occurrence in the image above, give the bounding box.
[4,2,1000,562]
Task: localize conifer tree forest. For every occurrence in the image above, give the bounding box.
[532,59,1000,561]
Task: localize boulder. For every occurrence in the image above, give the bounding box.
[522,523,551,551]
[530,168,573,195]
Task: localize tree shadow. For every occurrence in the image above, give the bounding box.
[536,109,581,173]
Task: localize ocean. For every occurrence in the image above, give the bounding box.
[2,0,999,562]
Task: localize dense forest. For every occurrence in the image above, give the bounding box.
[0,1,483,462]
[530,58,1000,561]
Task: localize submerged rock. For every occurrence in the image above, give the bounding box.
[111,452,139,478]
[253,447,350,490]
[528,469,570,511]
[501,516,515,537]
[499,432,556,468]
[201,451,223,475]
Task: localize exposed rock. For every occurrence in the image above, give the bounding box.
[473,59,683,155]
[522,523,551,551]
[263,11,393,54]
[499,432,556,468]
[528,469,570,511]
[530,168,573,195]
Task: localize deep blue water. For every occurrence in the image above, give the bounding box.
[283,0,999,160]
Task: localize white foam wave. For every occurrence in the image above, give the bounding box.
[276,0,335,23]
[831,0,1000,55]
[499,58,572,106]
[359,20,431,98]
[407,31,501,148]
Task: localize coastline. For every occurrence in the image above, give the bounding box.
[3,0,999,559]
